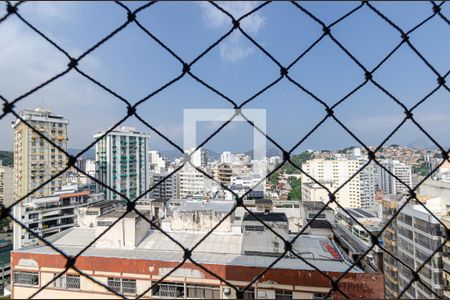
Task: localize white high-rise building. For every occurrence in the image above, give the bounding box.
[220,151,234,164]
[378,159,412,196]
[94,126,149,200]
[185,148,207,168]
[176,169,205,199]
[149,150,166,173]
[302,159,373,209]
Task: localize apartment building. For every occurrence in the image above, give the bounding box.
[302,159,373,209]
[378,159,412,196]
[396,197,446,299]
[0,163,13,207]
[94,126,149,200]
[382,195,401,299]
[176,169,206,199]
[14,185,104,249]
[12,108,69,200]
[11,207,384,299]
[212,163,233,186]
[149,172,175,199]
[441,217,450,299]
[148,150,166,173]
[301,181,334,204]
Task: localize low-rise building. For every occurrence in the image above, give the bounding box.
[11,209,384,299]
[15,185,104,248]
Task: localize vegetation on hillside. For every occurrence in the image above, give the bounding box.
[288,177,301,200]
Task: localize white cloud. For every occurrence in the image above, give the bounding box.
[198,1,266,63]
[0,3,116,151]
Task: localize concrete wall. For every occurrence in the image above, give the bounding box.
[171,210,232,232]
[419,179,450,200]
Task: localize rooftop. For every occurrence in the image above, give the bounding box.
[16,228,360,273]
[88,200,123,209]
[98,210,140,219]
[174,200,234,213]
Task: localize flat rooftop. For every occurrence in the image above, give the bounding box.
[98,210,140,219]
[15,228,360,273]
[174,201,234,213]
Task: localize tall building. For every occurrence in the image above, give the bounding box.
[185,148,207,168]
[148,150,166,173]
[220,151,234,164]
[12,108,69,250]
[12,108,69,200]
[382,195,401,299]
[0,162,13,207]
[150,172,175,199]
[302,159,374,208]
[396,197,446,299]
[94,126,149,200]
[360,162,377,209]
[441,217,450,300]
[378,159,412,196]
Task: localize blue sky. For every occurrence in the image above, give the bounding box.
[0,1,449,154]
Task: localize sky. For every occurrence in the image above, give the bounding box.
[0,1,449,155]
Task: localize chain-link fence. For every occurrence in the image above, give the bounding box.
[1,0,450,299]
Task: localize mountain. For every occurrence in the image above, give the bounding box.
[68,148,96,160]
[406,137,438,150]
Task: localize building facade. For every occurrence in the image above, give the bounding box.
[382,195,400,299]
[302,159,371,208]
[94,126,149,200]
[14,185,104,249]
[11,208,384,299]
[0,164,13,207]
[378,159,412,196]
[12,108,69,200]
[396,198,445,299]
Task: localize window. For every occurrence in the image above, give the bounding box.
[86,210,99,215]
[14,271,39,286]
[152,282,184,298]
[275,290,293,300]
[245,225,265,232]
[313,292,332,299]
[187,285,220,299]
[107,277,136,295]
[122,279,136,294]
[97,220,113,226]
[107,277,121,293]
[53,274,80,290]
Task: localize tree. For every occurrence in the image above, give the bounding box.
[288,177,301,200]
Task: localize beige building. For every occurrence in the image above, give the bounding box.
[0,163,14,207]
[301,181,334,206]
[12,108,68,199]
[12,108,68,249]
[301,159,362,208]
